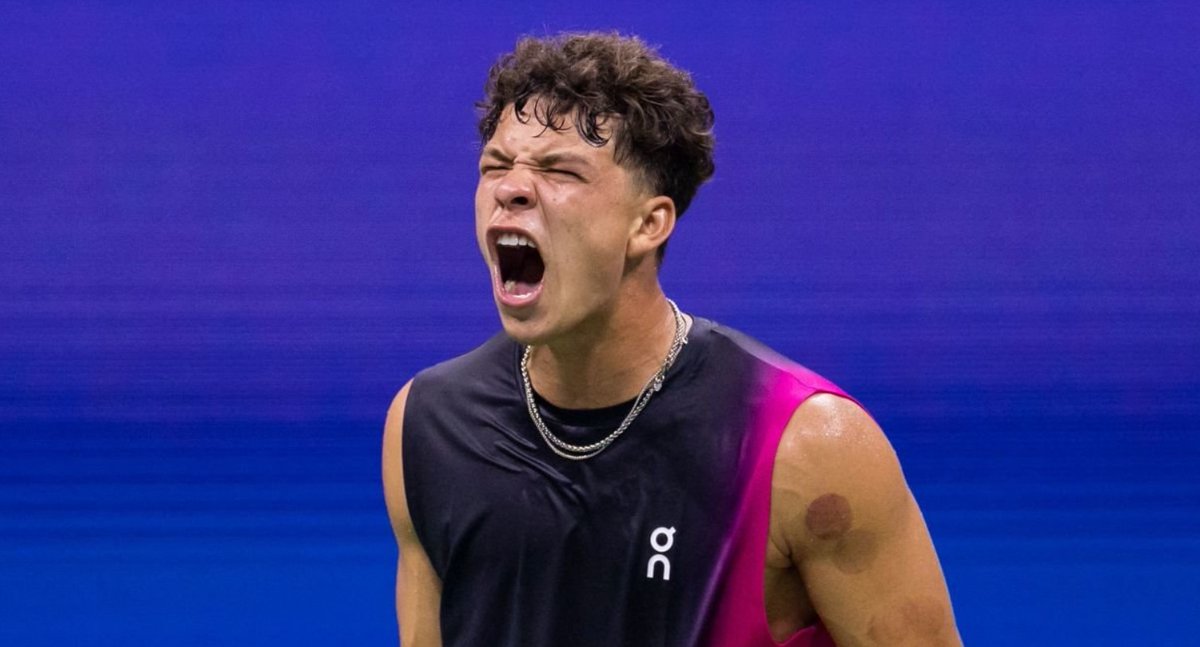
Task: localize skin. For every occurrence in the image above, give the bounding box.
[475,102,679,408]
[382,100,960,646]
[764,394,961,645]
[382,380,441,647]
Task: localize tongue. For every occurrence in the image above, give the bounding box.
[505,280,539,296]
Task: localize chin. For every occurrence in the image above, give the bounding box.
[496,310,552,347]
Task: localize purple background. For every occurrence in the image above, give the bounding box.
[2,2,1198,644]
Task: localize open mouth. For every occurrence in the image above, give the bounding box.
[495,232,545,298]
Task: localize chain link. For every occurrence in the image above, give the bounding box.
[519,299,690,461]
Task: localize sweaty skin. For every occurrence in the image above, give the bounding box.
[383,102,960,646]
[764,393,961,645]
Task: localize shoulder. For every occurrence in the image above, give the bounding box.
[695,319,890,526]
[780,393,888,467]
[381,332,512,530]
[382,379,414,460]
[382,379,416,542]
[384,330,518,497]
[383,331,512,477]
[770,393,911,559]
[696,318,848,395]
[414,331,514,382]
[406,331,516,402]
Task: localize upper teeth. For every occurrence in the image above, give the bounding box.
[497,233,537,249]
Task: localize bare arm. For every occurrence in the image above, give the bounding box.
[382,381,444,647]
[770,394,961,646]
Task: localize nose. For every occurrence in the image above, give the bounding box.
[493,167,538,212]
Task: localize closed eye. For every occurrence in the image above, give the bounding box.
[545,168,583,180]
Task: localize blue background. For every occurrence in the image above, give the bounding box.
[2,2,1198,644]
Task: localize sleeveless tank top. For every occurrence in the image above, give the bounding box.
[402,318,847,647]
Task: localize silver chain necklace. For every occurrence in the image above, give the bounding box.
[519,299,690,461]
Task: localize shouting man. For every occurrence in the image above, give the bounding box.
[383,32,960,647]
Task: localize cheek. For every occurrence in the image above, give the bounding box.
[559,221,624,275]
[553,196,633,250]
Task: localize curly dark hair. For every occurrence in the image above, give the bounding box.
[477,32,716,257]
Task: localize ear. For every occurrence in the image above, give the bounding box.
[627,196,676,261]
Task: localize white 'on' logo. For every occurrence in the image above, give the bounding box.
[646,526,676,581]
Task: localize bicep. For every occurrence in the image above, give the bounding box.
[801,488,957,645]
[774,394,960,646]
[382,381,443,647]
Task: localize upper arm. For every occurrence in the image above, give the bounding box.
[770,393,961,646]
[382,380,443,647]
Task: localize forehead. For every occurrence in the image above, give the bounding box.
[484,103,616,161]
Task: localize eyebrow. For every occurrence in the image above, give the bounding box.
[535,152,591,169]
[480,147,592,170]
[480,147,512,164]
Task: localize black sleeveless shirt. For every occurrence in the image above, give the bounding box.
[402,319,844,647]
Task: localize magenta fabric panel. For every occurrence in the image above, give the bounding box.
[704,362,847,647]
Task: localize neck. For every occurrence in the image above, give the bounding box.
[527,284,678,409]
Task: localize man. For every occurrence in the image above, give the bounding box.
[383,32,959,647]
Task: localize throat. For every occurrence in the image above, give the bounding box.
[524,300,689,409]
[529,354,655,409]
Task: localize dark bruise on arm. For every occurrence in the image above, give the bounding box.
[771,394,961,647]
[804,493,880,576]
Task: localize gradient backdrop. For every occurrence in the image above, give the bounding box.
[2,2,1198,645]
